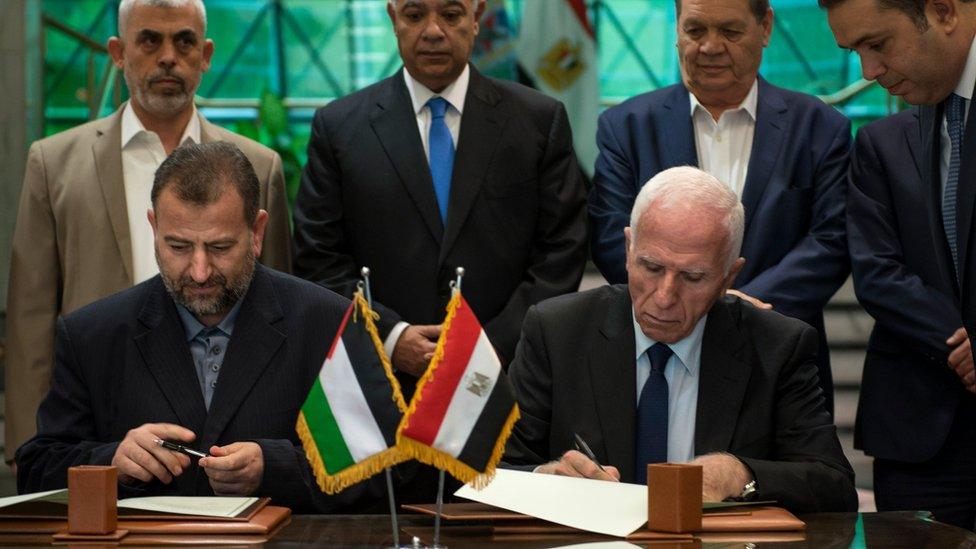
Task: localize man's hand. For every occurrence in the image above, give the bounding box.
[535,450,620,482]
[392,324,441,377]
[199,442,264,496]
[691,452,753,502]
[111,423,195,485]
[725,289,773,310]
[947,328,975,393]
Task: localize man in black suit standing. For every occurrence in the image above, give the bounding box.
[824,0,976,529]
[847,109,976,530]
[504,166,856,513]
[16,142,382,513]
[292,0,588,382]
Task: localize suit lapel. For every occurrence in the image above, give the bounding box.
[694,299,752,454]
[134,278,209,434]
[200,266,286,448]
[92,106,134,283]
[589,286,638,481]
[370,71,444,242]
[439,68,507,262]
[740,79,787,237]
[920,103,960,294]
[660,85,699,169]
[903,108,922,176]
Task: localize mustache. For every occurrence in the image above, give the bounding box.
[176,272,227,290]
[147,70,186,87]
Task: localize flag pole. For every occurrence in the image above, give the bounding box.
[434,266,464,548]
[361,266,401,548]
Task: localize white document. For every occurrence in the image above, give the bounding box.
[0,488,68,509]
[118,496,258,518]
[454,469,648,537]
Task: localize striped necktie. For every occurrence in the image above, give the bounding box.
[943,93,966,281]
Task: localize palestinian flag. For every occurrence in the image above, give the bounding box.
[297,291,408,494]
[397,292,520,487]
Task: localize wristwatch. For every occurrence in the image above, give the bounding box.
[734,480,757,501]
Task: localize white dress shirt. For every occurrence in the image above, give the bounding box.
[633,314,706,464]
[384,66,471,358]
[690,80,759,197]
[940,36,976,201]
[121,103,200,283]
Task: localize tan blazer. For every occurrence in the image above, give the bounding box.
[4,105,292,462]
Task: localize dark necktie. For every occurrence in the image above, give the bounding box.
[943,93,966,280]
[635,342,672,484]
[426,97,454,225]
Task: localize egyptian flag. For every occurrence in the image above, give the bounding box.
[397,292,520,487]
[296,291,408,494]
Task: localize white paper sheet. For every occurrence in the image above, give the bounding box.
[455,469,648,537]
[0,489,67,509]
[118,496,258,518]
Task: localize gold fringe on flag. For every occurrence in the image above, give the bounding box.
[396,293,521,488]
[352,290,407,412]
[297,412,408,495]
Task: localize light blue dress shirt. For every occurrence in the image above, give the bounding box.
[176,299,243,410]
[633,313,707,463]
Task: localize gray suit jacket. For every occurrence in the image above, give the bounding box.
[504,285,857,513]
[5,104,292,461]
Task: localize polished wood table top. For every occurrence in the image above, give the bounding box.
[265,511,976,547]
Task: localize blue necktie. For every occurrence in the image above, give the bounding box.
[427,97,454,225]
[635,342,672,485]
[943,93,966,281]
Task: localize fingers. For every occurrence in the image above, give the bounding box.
[545,451,618,481]
[415,324,442,340]
[151,423,197,443]
[948,342,973,371]
[725,290,772,310]
[201,442,263,496]
[113,454,157,485]
[112,423,195,485]
[947,327,969,346]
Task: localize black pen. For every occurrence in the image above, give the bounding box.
[154,438,209,458]
[572,432,607,472]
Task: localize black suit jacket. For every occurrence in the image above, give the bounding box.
[503,285,856,513]
[15,265,388,513]
[292,67,588,370]
[851,109,972,462]
[920,92,976,362]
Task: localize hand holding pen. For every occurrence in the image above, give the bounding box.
[110,423,197,486]
[535,432,620,481]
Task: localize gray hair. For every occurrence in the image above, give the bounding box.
[118,0,207,36]
[630,166,745,272]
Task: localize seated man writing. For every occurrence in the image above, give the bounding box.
[504,166,857,513]
[15,142,382,512]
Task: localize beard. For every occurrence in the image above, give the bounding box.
[125,66,198,117]
[159,248,256,318]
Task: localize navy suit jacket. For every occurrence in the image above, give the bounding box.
[920,91,976,366]
[848,108,970,462]
[15,265,392,512]
[588,78,851,412]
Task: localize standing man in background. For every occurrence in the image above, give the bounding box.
[293,0,587,387]
[825,0,976,530]
[588,0,851,414]
[5,0,292,466]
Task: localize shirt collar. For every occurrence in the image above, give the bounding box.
[953,35,976,101]
[121,101,201,149]
[176,297,243,342]
[689,78,759,121]
[632,311,707,376]
[403,64,470,117]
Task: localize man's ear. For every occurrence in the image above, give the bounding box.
[928,0,959,32]
[724,257,746,290]
[108,37,125,70]
[251,210,269,259]
[147,207,158,237]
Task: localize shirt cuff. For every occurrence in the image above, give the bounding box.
[384,321,411,362]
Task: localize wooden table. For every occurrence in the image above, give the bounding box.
[0,511,972,546]
[262,511,976,547]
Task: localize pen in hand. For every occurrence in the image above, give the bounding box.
[572,432,607,473]
[155,438,209,459]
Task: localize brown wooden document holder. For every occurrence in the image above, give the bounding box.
[646,462,703,533]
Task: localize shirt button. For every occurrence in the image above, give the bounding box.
[211,345,221,355]
[211,364,220,372]
[210,380,218,388]
[715,133,723,142]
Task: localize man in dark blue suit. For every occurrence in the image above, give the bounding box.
[16,142,385,513]
[848,108,976,530]
[589,0,850,413]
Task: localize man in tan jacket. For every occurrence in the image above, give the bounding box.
[5,0,291,464]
